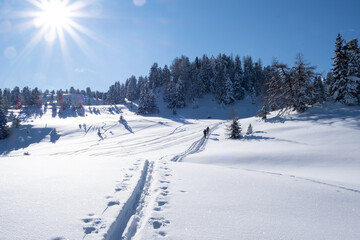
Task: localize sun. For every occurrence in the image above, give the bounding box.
[35,0,71,29]
[15,0,101,62]
[31,0,74,43]
[23,0,99,48]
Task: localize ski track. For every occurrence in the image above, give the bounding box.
[103,160,154,240]
[171,121,224,162]
[97,122,223,239]
[244,168,360,194]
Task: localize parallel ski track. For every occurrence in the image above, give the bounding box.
[171,121,224,162]
[104,160,154,240]
[244,168,360,194]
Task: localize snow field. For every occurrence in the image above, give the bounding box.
[0,156,148,240]
[1,101,360,239]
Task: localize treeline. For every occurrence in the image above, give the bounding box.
[105,54,266,114]
[0,86,105,110]
[328,34,360,105]
[1,34,360,139]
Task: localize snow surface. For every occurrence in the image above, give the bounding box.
[1,98,360,239]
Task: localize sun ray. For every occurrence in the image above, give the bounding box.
[9,0,106,75]
[64,24,92,58]
[22,0,101,47]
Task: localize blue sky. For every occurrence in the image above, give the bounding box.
[0,0,359,91]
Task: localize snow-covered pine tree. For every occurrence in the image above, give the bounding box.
[246,123,253,135]
[149,62,162,89]
[166,77,177,109]
[162,65,171,102]
[138,78,158,114]
[313,76,325,104]
[1,89,11,109]
[224,75,235,104]
[199,54,214,94]
[126,75,138,101]
[233,55,245,100]
[213,55,227,103]
[254,59,265,96]
[258,104,269,119]
[331,33,349,103]
[325,71,334,98]
[174,77,186,108]
[21,87,31,106]
[30,87,42,107]
[291,53,317,112]
[11,86,21,107]
[343,38,360,105]
[243,56,255,91]
[170,56,192,101]
[191,57,205,98]
[227,116,242,139]
[0,104,9,139]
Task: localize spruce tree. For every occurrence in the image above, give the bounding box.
[138,78,158,114]
[331,33,348,102]
[126,75,138,101]
[213,56,226,103]
[258,104,269,119]
[166,77,177,109]
[199,54,213,94]
[227,116,242,139]
[243,56,255,91]
[224,75,235,104]
[0,104,9,139]
[233,55,245,100]
[313,76,325,104]
[343,38,360,105]
[174,78,186,108]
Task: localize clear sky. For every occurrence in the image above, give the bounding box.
[0,0,359,92]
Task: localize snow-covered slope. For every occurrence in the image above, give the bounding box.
[0,100,359,239]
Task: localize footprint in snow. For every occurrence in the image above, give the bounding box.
[83,226,96,235]
[82,216,106,237]
[149,217,170,229]
[107,201,120,207]
[153,221,162,229]
[82,216,101,224]
[115,187,124,192]
[157,201,167,207]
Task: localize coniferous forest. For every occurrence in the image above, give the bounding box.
[0,34,359,139]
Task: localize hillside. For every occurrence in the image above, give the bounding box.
[0,100,359,240]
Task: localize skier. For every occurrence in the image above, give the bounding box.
[203,129,207,138]
[206,126,210,135]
